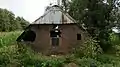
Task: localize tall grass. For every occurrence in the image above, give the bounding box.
[0,31,120,67]
[0,31,22,47]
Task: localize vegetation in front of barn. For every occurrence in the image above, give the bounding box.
[0,0,120,66]
[0,32,120,67]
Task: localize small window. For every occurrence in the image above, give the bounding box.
[77,34,81,40]
[50,30,61,37]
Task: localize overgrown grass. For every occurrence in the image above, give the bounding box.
[0,31,22,47]
[1,45,120,67]
[0,31,120,67]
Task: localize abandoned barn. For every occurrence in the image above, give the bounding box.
[17,5,88,54]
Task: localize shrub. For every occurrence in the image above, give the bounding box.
[110,33,120,46]
[76,58,101,67]
[0,44,66,67]
[0,45,19,66]
[73,39,103,58]
[109,33,120,56]
[96,54,115,64]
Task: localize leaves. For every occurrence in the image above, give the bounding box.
[68,0,119,51]
[0,8,29,32]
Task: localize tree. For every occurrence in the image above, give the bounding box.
[0,8,12,31]
[16,17,29,30]
[61,0,70,12]
[0,8,29,32]
[68,0,119,51]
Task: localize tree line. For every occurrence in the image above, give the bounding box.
[62,0,120,52]
[0,8,29,32]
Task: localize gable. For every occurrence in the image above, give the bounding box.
[32,5,76,24]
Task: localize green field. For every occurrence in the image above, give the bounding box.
[0,31,22,47]
[0,31,120,67]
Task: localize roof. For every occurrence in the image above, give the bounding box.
[31,5,76,24]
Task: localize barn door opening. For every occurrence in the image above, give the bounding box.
[50,29,61,46]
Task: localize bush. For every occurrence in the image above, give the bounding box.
[0,42,120,67]
[96,54,118,64]
[76,58,101,67]
[73,39,102,58]
[109,33,120,56]
[0,45,19,66]
[110,33,120,46]
[0,44,67,67]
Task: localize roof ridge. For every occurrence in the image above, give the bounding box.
[31,5,76,24]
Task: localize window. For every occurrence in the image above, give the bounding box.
[50,30,61,46]
[50,30,61,37]
[77,34,81,40]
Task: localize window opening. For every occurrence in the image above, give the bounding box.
[50,28,61,46]
[77,34,81,40]
[50,30,61,37]
[22,30,36,42]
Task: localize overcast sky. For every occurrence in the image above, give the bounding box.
[0,0,57,22]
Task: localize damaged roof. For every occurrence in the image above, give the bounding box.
[31,5,76,24]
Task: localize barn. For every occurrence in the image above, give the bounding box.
[17,5,88,55]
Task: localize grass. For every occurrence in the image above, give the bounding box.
[0,31,22,47]
[0,31,120,67]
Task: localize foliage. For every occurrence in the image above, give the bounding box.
[0,0,120,66]
[0,32,65,67]
[16,17,29,29]
[0,44,65,67]
[0,8,29,32]
[74,54,120,67]
[73,39,102,58]
[61,0,70,12]
[96,54,120,64]
[109,32,120,56]
[1,45,120,67]
[0,31,22,47]
[68,0,120,52]
[0,32,120,67]
[110,32,120,46]
[76,58,101,67]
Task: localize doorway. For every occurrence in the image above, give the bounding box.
[50,29,61,46]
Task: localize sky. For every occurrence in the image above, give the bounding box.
[0,0,58,22]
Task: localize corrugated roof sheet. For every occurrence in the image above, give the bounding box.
[31,5,76,24]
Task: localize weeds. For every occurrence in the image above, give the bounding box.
[0,31,22,47]
[0,31,120,67]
